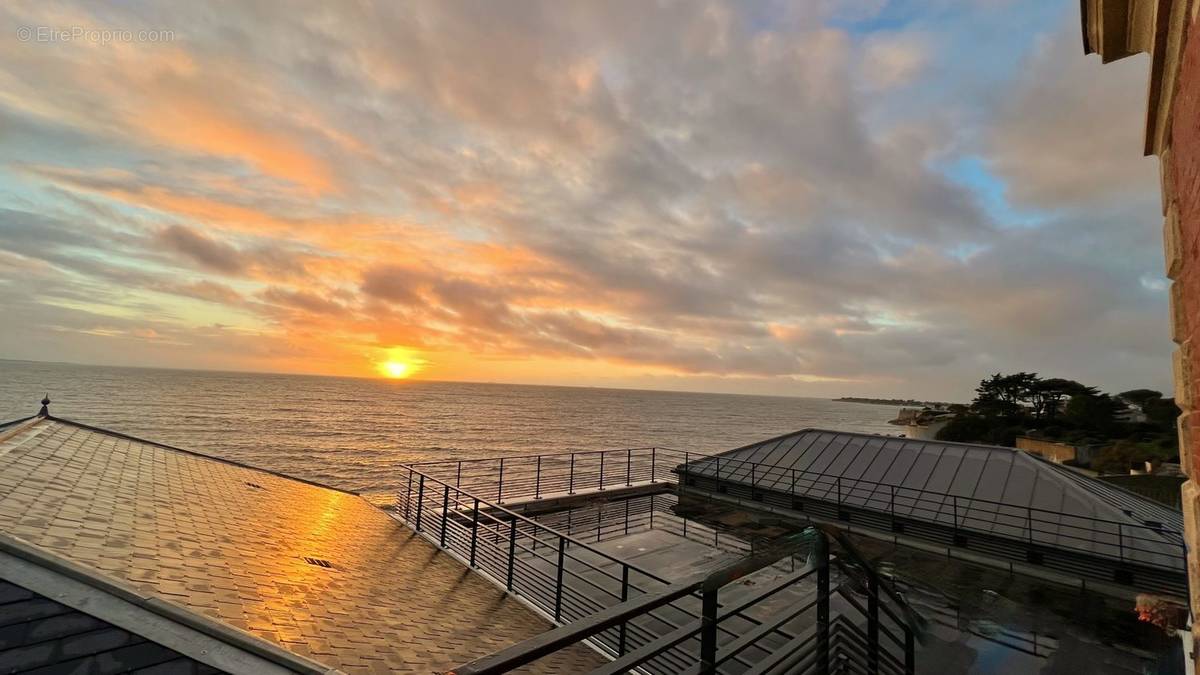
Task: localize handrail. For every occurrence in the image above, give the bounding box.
[680,453,1183,537]
[417,445,1183,544]
[679,453,1187,568]
[411,445,670,466]
[443,527,918,675]
[397,463,801,672]
[445,570,708,675]
[403,467,670,579]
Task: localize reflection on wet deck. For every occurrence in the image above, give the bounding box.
[519,490,1180,674]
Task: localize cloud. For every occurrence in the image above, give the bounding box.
[987,17,1157,209]
[0,1,1172,398]
[859,32,932,90]
[156,224,245,274]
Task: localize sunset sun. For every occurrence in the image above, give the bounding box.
[375,348,425,379]
[380,361,411,379]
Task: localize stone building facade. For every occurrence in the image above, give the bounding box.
[1082,0,1200,649]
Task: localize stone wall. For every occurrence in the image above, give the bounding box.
[1014,436,1080,464]
[1163,0,1200,639]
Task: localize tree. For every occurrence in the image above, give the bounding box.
[1117,389,1164,410]
[973,372,1039,418]
[1093,440,1143,475]
[1143,397,1181,428]
[1036,378,1093,422]
[1064,392,1118,434]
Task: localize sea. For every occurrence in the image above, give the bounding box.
[0,359,1184,671]
[0,359,895,503]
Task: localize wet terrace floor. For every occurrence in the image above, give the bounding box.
[512,490,1186,675]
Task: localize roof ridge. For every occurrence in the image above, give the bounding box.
[714,427,1026,458]
[0,415,43,445]
[40,415,362,496]
[1023,451,1183,526]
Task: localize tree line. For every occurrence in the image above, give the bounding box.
[936,372,1179,473]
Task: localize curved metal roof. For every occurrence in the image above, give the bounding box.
[686,429,1183,570]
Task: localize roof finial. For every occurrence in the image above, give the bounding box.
[38,395,50,418]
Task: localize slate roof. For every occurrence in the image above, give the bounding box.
[686,429,1184,569]
[0,578,225,675]
[0,415,605,674]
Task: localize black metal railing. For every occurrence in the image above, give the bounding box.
[407,445,1185,585]
[445,528,916,675]
[531,491,821,575]
[677,453,1187,572]
[396,460,923,674]
[409,446,685,504]
[396,462,813,673]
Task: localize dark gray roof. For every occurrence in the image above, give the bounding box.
[0,579,224,675]
[689,429,1183,569]
[0,415,603,674]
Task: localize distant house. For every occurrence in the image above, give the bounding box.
[1116,404,1149,424]
[887,406,954,440]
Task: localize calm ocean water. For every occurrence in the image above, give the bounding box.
[0,360,895,501]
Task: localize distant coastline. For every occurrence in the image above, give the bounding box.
[834,397,954,407]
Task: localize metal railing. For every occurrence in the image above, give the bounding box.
[409,446,683,504]
[408,445,1185,584]
[397,462,799,673]
[677,452,1187,572]
[395,461,918,674]
[446,528,916,675]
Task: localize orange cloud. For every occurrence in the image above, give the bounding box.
[136,87,334,194]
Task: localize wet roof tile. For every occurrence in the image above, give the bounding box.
[0,417,605,674]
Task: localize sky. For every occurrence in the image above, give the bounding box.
[0,1,1170,401]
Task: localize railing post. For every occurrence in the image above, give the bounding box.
[498,458,505,503]
[817,534,830,675]
[791,467,796,494]
[836,477,842,506]
[952,495,959,540]
[618,565,630,656]
[751,463,756,488]
[554,537,566,621]
[651,447,657,483]
[700,584,719,674]
[535,456,542,499]
[569,453,576,494]
[440,485,450,548]
[456,461,462,489]
[868,572,880,674]
[905,625,916,675]
[404,469,413,520]
[415,475,425,532]
[470,498,480,567]
[626,448,632,486]
[1117,523,1124,562]
[506,517,517,590]
[890,485,896,530]
[599,452,606,491]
